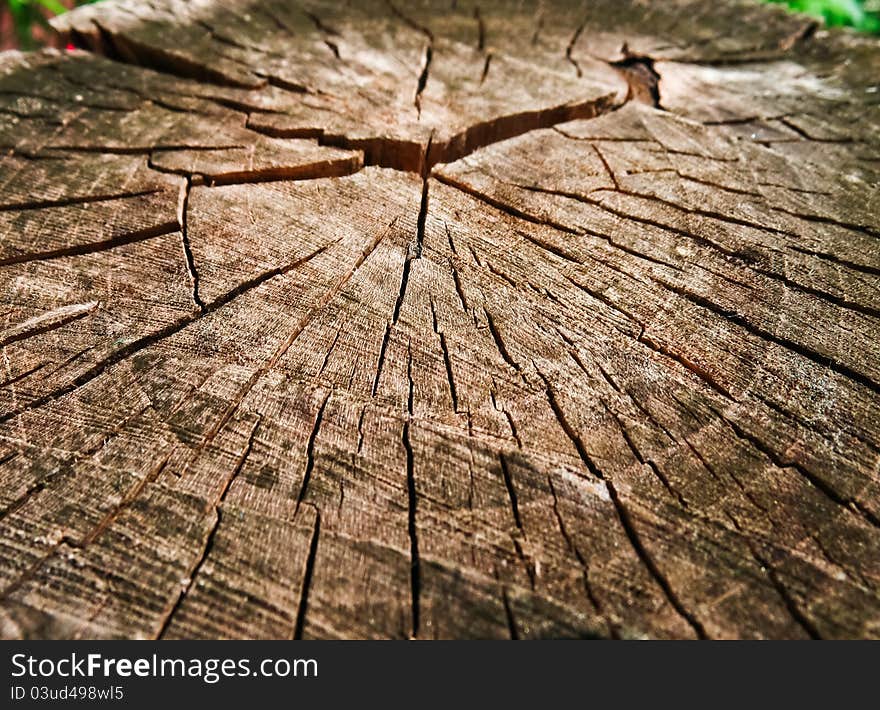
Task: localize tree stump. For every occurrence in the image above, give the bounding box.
[1,0,879,640]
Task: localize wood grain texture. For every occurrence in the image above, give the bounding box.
[0,0,878,639]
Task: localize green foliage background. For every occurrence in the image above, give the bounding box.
[4,0,96,49]
[769,0,880,33]
[1,0,879,50]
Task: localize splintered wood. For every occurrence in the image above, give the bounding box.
[0,0,879,639]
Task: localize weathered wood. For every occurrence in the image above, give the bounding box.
[0,0,878,639]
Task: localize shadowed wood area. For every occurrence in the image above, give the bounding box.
[0,0,879,639]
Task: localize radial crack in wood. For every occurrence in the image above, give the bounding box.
[0,0,878,640]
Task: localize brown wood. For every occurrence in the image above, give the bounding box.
[0,0,879,639]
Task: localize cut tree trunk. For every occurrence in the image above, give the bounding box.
[1,0,879,640]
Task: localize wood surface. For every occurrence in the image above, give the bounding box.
[0,0,879,639]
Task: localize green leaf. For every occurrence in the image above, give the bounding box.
[32,0,68,16]
[765,0,880,33]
